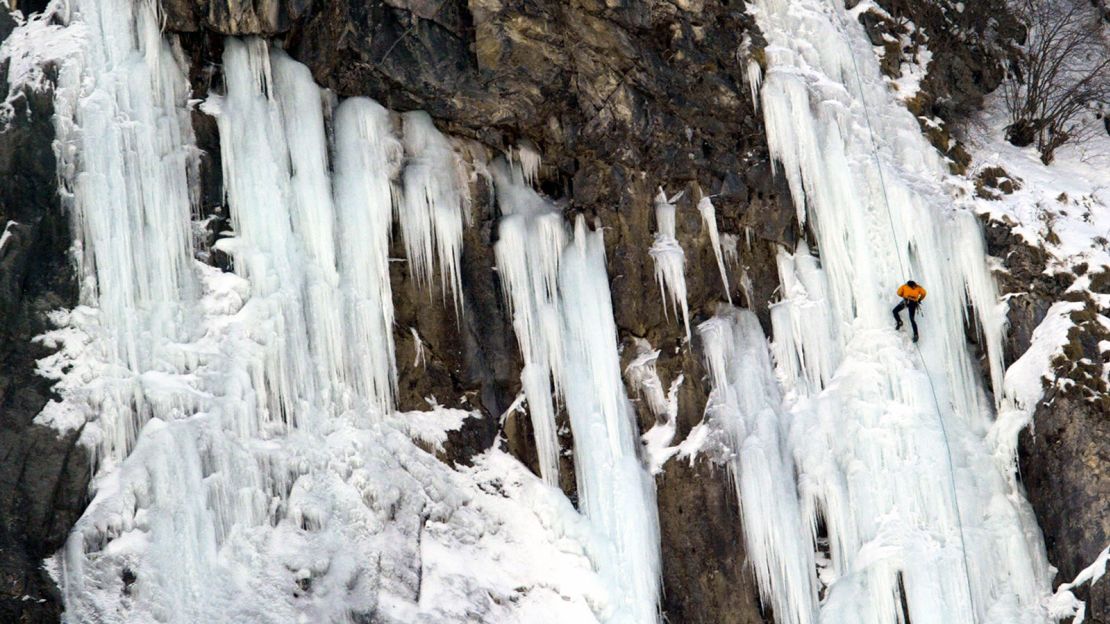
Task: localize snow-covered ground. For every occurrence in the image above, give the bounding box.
[967,97,1110,624]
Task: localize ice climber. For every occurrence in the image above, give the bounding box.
[892,280,926,342]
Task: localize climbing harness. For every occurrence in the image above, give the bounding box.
[830,1,980,621]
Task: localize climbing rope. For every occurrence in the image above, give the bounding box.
[828,1,980,621]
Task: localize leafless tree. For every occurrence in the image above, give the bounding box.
[1002,0,1110,163]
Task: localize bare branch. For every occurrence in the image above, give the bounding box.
[1002,0,1110,162]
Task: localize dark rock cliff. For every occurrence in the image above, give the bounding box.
[0,13,89,621]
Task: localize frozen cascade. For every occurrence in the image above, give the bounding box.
[699,306,817,624]
[36,4,613,619]
[203,38,324,428]
[44,0,200,466]
[331,96,402,416]
[559,217,662,624]
[491,162,663,620]
[750,0,1055,622]
[269,48,348,409]
[770,241,841,393]
[648,189,691,341]
[697,196,732,304]
[491,158,567,486]
[399,111,469,313]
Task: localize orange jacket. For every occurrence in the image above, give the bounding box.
[897,283,926,302]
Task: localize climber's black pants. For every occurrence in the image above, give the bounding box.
[892,300,919,338]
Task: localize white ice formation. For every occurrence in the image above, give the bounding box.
[745,0,1056,622]
[26,1,634,621]
[649,189,692,341]
[4,0,1073,621]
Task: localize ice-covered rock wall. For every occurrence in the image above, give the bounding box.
[33,1,642,622]
[2,0,1090,621]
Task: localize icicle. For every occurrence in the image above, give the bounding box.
[648,189,691,341]
[38,11,618,620]
[399,111,468,313]
[747,60,764,112]
[698,196,732,304]
[410,327,427,368]
[559,216,661,624]
[769,242,841,392]
[332,96,402,416]
[491,156,566,486]
[509,141,542,187]
[698,305,818,624]
[721,233,741,266]
[49,0,199,464]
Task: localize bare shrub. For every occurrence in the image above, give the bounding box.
[1002,0,1110,163]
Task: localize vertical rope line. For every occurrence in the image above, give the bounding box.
[822,1,980,620]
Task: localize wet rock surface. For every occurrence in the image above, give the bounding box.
[0,57,88,622]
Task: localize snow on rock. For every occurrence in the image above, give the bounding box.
[624,338,682,475]
[989,300,1085,470]
[0,5,84,126]
[1045,545,1110,624]
[965,94,1110,476]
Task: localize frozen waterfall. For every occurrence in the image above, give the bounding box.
[33,0,630,621]
[493,165,663,623]
[11,0,1065,620]
[747,0,1056,622]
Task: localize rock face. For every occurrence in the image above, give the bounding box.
[1019,395,1110,621]
[0,37,89,623]
[983,218,1110,621]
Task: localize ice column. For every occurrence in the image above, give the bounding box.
[648,189,691,340]
[699,305,818,624]
[204,38,321,430]
[559,217,661,624]
[399,111,468,313]
[332,97,403,416]
[492,158,566,485]
[269,48,349,408]
[49,0,200,464]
